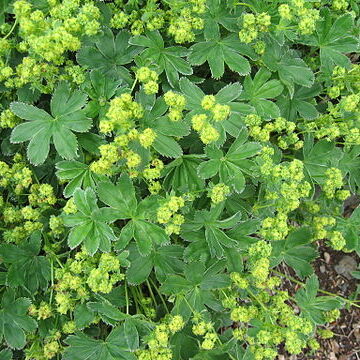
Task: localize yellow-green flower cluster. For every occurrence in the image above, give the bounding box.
[303,95,360,145]
[332,0,348,11]
[143,159,164,194]
[246,115,302,150]
[136,67,159,95]
[63,321,77,334]
[12,0,101,64]
[43,340,61,360]
[341,93,359,112]
[330,65,360,97]
[312,216,336,240]
[257,146,275,177]
[257,158,310,236]
[90,143,120,175]
[209,183,231,204]
[139,297,156,319]
[260,213,289,241]
[139,128,157,148]
[324,309,341,323]
[168,4,205,43]
[93,126,157,175]
[322,167,344,199]
[109,5,165,34]
[191,95,230,144]
[62,61,86,85]
[3,56,59,93]
[28,302,53,321]
[157,196,185,235]
[239,12,271,43]
[191,316,217,350]
[137,315,184,360]
[318,328,334,339]
[29,184,57,207]
[87,253,123,293]
[0,158,32,194]
[49,215,65,238]
[54,251,124,314]
[164,91,186,122]
[1,203,43,244]
[278,0,320,35]
[328,230,346,251]
[63,197,77,214]
[110,11,129,29]
[312,216,347,250]
[229,284,316,358]
[0,109,20,128]
[101,93,144,133]
[247,240,272,287]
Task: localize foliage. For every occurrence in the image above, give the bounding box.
[0,0,359,359]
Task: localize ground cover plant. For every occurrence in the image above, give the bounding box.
[0,0,360,359]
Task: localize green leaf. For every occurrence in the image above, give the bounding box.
[126,253,153,285]
[239,69,283,119]
[10,102,53,122]
[205,227,237,258]
[163,157,205,193]
[0,231,50,292]
[188,34,252,79]
[74,304,95,329]
[115,221,135,251]
[126,244,184,284]
[97,175,137,218]
[10,82,90,165]
[63,188,117,255]
[179,77,205,109]
[133,220,169,256]
[123,319,139,351]
[77,28,139,85]
[201,0,238,40]
[301,9,359,70]
[277,84,321,121]
[160,275,193,295]
[56,160,105,197]
[263,40,314,96]
[295,275,343,324]
[271,227,318,279]
[197,159,221,179]
[51,81,88,118]
[68,221,94,249]
[303,138,339,182]
[334,204,360,253]
[87,299,128,325]
[0,349,12,360]
[130,31,192,87]
[0,290,37,349]
[152,133,183,158]
[63,326,137,360]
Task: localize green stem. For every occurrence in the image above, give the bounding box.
[49,259,54,305]
[146,279,158,308]
[135,286,148,314]
[273,270,360,308]
[149,277,169,314]
[130,78,138,94]
[125,281,129,315]
[235,2,256,11]
[129,286,140,314]
[4,19,18,40]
